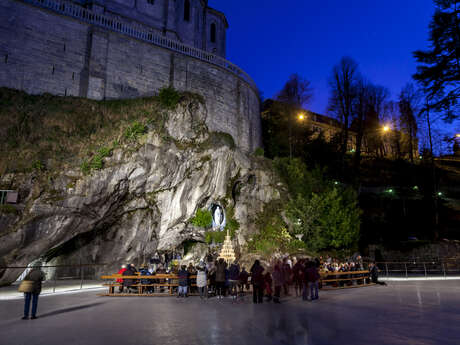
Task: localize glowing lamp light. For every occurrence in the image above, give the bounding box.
[456,133,460,138]
[383,125,390,133]
[298,113,305,121]
[437,192,443,197]
[387,189,394,193]
[334,181,339,185]
[413,186,419,191]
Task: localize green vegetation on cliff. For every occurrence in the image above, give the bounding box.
[0,87,205,175]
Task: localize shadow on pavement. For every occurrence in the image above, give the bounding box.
[39,302,106,318]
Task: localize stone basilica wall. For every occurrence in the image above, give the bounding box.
[0,0,261,152]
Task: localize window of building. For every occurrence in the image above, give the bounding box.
[210,23,216,43]
[184,0,190,21]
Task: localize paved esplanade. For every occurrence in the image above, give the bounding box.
[0,281,458,345]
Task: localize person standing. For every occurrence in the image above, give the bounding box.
[21,262,46,320]
[292,259,304,297]
[238,267,249,294]
[228,262,240,301]
[264,271,273,302]
[250,260,265,304]
[282,258,292,296]
[177,265,190,297]
[307,261,320,300]
[272,264,283,304]
[196,265,208,299]
[215,259,227,299]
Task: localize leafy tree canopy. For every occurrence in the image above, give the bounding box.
[413,0,460,120]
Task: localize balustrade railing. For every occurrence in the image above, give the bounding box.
[375,259,460,278]
[21,0,258,91]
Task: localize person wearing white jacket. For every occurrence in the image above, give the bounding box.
[196,266,208,299]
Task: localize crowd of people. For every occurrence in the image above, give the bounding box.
[115,256,349,304]
[16,255,382,319]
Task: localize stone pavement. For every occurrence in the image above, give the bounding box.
[0,281,458,345]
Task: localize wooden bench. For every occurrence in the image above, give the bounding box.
[320,270,375,290]
[100,273,198,296]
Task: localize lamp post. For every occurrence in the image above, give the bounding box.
[288,111,306,160]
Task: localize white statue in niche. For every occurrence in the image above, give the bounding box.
[211,204,225,231]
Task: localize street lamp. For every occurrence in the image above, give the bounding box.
[382,125,390,133]
[298,113,305,121]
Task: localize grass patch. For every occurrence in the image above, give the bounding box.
[0,204,18,215]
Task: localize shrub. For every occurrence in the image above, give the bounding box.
[158,86,181,109]
[190,208,212,228]
[80,146,112,174]
[32,160,45,172]
[125,121,147,140]
[254,147,264,157]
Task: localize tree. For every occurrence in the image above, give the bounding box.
[276,73,313,108]
[286,188,361,251]
[398,83,420,162]
[328,57,360,163]
[276,74,313,159]
[274,157,361,251]
[413,0,460,120]
[353,80,389,169]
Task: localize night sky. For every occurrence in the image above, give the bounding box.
[210,0,459,149]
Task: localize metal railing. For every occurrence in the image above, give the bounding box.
[2,263,106,293]
[375,259,460,278]
[21,0,258,91]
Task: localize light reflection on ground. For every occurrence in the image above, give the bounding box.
[0,281,458,345]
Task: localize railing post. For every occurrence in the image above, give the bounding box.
[404,263,408,278]
[423,263,427,277]
[385,263,389,277]
[442,262,446,278]
[53,272,57,293]
[80,265,84,289]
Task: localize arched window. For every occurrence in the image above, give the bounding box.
[210,23,216,43]
[184,0,190,21]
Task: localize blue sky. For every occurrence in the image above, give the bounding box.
[209,0,459,151]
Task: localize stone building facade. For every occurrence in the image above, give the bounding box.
[0,0,261,152]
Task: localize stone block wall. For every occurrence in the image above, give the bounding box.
[0,0,262,152]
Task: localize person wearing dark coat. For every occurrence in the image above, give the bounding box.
[177,265,190,297]
[215,259,227,299]
[370,262,386,285]
[292,260,304,297]
[122,264,138,293]
[282,259,292,296]
[228,262,240,300]
[272,264,283,304]
[306,262,321,300]
[264,272,273,302]
[22,264,46,320]
[238,267,249,293]
[250,260,265,304]
[139,266,153,293]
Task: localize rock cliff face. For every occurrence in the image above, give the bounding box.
[0,97,282,285]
